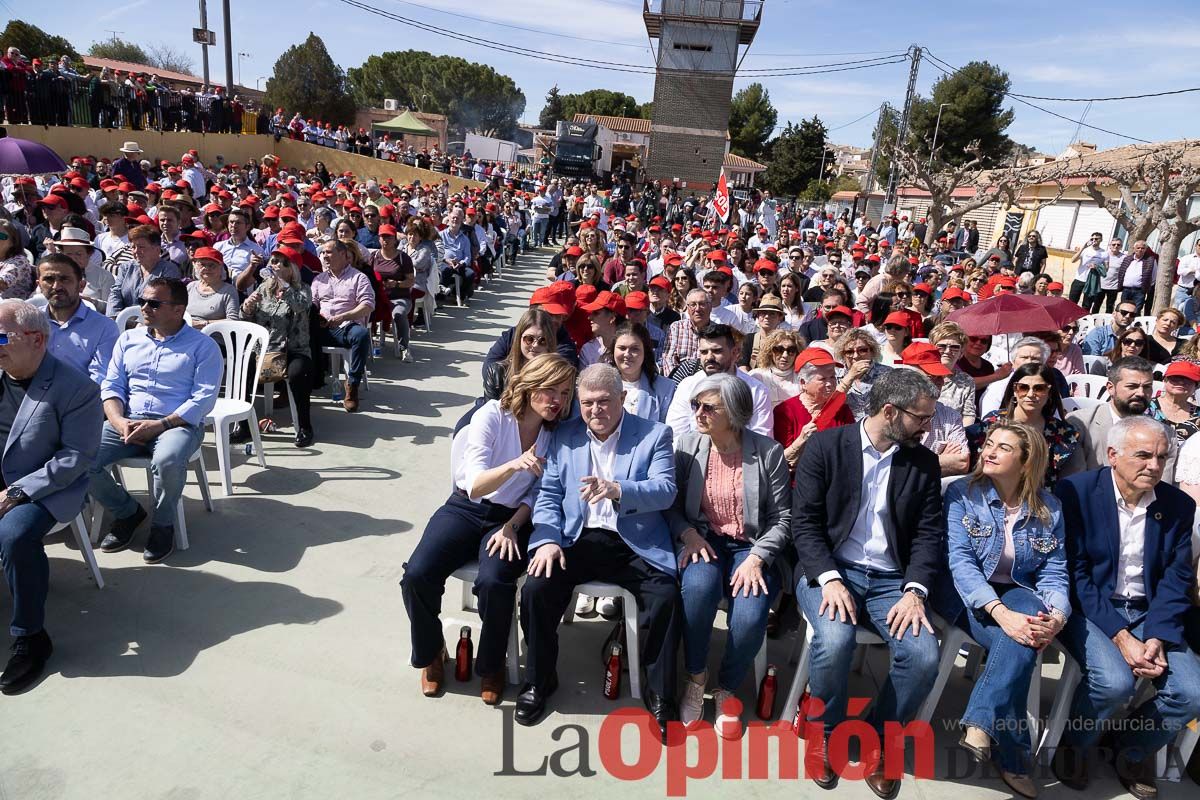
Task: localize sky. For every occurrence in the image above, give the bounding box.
[15,0,1200,155]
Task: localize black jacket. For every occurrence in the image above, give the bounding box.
[792,423,944,591]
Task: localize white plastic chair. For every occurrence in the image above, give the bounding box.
[1132,315,1156,332]
[109,449,213,551]
[323,347,369,397]
[1067,374,1109,400]
[47,513,104,589]
[203,321,270,497]
[1082,355,1110,376]
[562,581,642,700]
[452,561,522,686]
[262,381,300,431]
[115,305,142,330]
[779,614,884,721]
[1061,396,1103,414]
[1076,313,1112,336]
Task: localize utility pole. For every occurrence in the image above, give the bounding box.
[198,0,210,85]
[884,44,922,207]
[222,0,234,93]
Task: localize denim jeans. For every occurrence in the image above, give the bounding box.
[797,561,940,736]
[1059,599,1200,762]
[1122,288,1147,314]
[955,584,1047,774]
[87,418,204,529]
[0,502,56,637]
[680,533,779,691]
[318,322,370,384]
[532,217,549,247]
[391,298,412,351]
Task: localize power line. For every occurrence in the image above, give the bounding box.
[827,104,885,132]
[1008,86,1200,103]
[739,53,909,74]
[921,51,1153,145]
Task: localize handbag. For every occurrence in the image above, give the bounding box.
[258,351,288,383]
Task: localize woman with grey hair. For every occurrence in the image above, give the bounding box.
[669,372,792,735]
[774,347,858,468]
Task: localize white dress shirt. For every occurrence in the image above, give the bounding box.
[1112,473,1153,600]
[665,368,772,439]
[1177,253,1200,291]
[829,422,900,576]
[456,400,550,510]
[584,416,623,532]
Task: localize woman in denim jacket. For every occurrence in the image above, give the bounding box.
[942,421,1071,798]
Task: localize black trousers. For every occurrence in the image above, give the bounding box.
[401,492,529,677]
[520,526,681,697]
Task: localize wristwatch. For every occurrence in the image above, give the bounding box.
[6,486,29,505]
[904,586,927,601]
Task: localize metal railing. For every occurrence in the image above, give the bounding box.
[646,0,763,22]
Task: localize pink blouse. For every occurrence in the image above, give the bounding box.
[701,447,745,541]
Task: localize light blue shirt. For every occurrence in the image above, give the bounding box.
[440,228,471,266]
[107,259,184,317]
[215,237,265,277]
[101,324,223,427]
[46,302,119,385]
[1080,324,1117,356]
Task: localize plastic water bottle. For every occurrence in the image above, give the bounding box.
[372,341,382,358]
[331,382,343,402]
[244,443,254,457]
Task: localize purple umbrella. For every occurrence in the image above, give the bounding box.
[0,136,68,176]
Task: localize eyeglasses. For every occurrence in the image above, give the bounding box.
[843,346,873,357]
[0,331,38,345]
[520,334,548,347]
[1014,383,1050,396]
[935,342,963,353]
[772,345,799,355]
[1122,338,1147,346]
[139,298,177,309]
[895,406,935,424]
[689,400,723,415]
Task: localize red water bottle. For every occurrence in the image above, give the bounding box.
[603,642,622,699]
[791,690,811,736]
[756,664,778,720]
[455,626,473,681]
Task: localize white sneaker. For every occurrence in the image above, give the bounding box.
[713,689,742,740]
[574,594,596,617]
[597,596,621,619]
[680,679,706,725]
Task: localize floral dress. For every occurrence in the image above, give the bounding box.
[1148,398,1200,445]
[0,254,35,299]
[965,410,1082,488]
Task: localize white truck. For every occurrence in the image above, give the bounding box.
[453,133,519,163]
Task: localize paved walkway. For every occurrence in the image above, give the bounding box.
[1,251,1192,799]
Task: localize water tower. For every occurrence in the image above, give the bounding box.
[642,0,762,188]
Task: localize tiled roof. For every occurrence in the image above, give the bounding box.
[723,152,766,171]
[571,114,651,134]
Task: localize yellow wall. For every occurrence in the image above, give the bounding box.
[8,125,484,193]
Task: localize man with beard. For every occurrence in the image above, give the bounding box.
[1063,356,1175,480]
[665,323,771,438]
[789,368,943,797]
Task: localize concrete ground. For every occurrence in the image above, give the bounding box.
[1,251,1192,800]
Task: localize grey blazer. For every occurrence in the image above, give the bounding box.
[2,353,102,523]
[1063,402,1177,483]
[666,429,792,566]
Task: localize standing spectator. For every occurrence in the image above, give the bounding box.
[312,239,374,412]
[1173,238,1200,309]
[1012,231,1048,275]
[1097,237,1127,313]
[1068,232,1105,306]
[89,278,222,563]
[0,299,102,695]
[1116,240,1157,314]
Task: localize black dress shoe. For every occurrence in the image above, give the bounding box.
[99,506,147,553]
[1118,756,1158,800]
[229,421,252,444]
[1052,745,1089,791]
[294,427,314,448]
[143,525,175,564]
[514,673,558,727]
[0,630,53,695]
[644,689,678,742]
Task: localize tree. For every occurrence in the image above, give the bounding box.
[88,37,151,67]
[264,33,356,126]
[145,43,194,75]
[539,85,564,129]
[559,89,643,121]
[761,116,829,197]
[871,106,899,191]
[895,141,1066,246]
[1077,141,1200,313]
[906,61,1015,167]
[728,83,777,162]
[346,50,525,138]
[0,20,78,60]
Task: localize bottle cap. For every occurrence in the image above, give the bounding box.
[610,642,623,657]
[459,625,471,638]
[766,665,777,677]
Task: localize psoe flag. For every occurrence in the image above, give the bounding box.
[713,170,730,222]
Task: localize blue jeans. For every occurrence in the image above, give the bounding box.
[439,265,476,297]
[319,322,370,384]
[680,533,779,691]
[797,562,940,736]
[87,419,204,529]
[1122,288,1147,314]
[1059,599,1200,762]
[532,217,549,247]
[391,298,412,351]
[955,584,1047,774]
[0,502,56,637]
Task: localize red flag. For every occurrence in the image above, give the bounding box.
[713,170,730,223]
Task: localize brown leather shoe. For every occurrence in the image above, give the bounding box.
[420,650,446,697]
[810,754,838,790]
[1118,756,1158,800]
[865,757,900,800]
[481,671,505,705]
[342,381,359,412]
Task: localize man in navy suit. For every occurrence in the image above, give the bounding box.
[0,300,102,694]
[516,364,679,736]
[1053,416,1200,799]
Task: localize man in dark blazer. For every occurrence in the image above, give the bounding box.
[791,368,944,797]
[0,300,102,694]
[1052,416,1200,799]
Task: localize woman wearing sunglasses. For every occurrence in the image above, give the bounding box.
[748,328,805,408]
[965,363,1081,487]
[670,373,791,736]
[1148,360,1200,444]
[1104,329,1149,365]
[835,328,891,420]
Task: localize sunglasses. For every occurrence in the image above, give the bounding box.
[689,400,723,415]
[1115,309,1136,316]
[772,345,799,355]
[1122,338,1146,346]
[0,232,8,242]
[844,346,873,357]
[884,324,906,332]
[139,298,178,309]
[1014,383,1050,396]
[520,334,548,347]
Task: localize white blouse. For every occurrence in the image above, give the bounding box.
[455,400,551,510]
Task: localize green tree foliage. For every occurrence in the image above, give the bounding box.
[88,37,151,67]
[906,61,1015,167]
[872,107,899,190]
[264,33,356,126]
[538,85,564,129]
[728,83,777,161]
[761,116,829,197]
[346,50,525,138]
[0,20,78,60]
[559,89,643,121]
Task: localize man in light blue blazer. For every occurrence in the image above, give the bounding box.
[517,363,680,736]
[0,300,102,694]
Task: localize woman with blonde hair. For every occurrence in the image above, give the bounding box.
[835,328,892,420]
[749,328,804,407]
[401,354,576,705]
[484,307,557,400]
[929,321,977,426]
[941,422,1069,797]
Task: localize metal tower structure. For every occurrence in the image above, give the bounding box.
[884,44,922,206]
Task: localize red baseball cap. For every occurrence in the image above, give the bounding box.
[270,245,302,266]
[580,290,627,316]
[942,287,970,304]
[564,245,584,257]
[378,224,398,237]
[794,347,838,371]
[192,247,225,266]
[883,311,912,328]
[624,291,649,310]
[530,286,571,316]
[1164,361,1200,382]
[752,258,777,273]
[649,276,672,291]
[1047,281,1064,292]
[913,283,932,295]
[706,249,728,262]
[901,342,952,376]
[663,252,684,266]
[825,305,854,321]
[37,194,67,209]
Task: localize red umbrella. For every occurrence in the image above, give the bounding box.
[945,294,1087,337]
